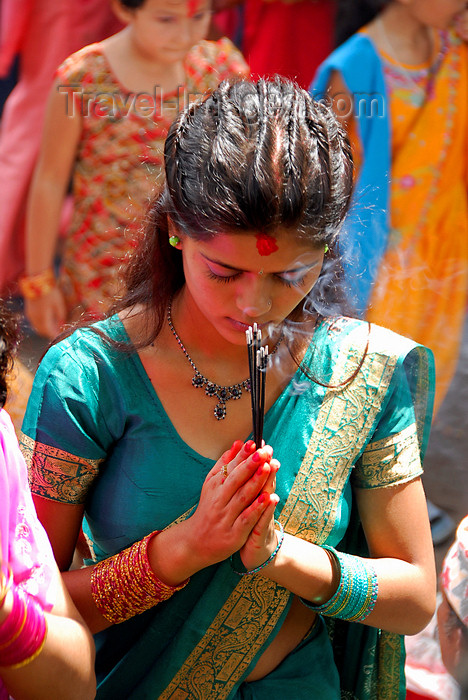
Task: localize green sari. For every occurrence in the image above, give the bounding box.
[20,315,434,699]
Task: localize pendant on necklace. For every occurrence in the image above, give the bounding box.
[191,372,251,420]
[167,299,282,420]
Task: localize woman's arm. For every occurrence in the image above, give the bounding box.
[0,564,96,700]
[24,76,82,338]
[242,477,436,636]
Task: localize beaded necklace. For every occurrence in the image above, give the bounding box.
[167,301,284,420]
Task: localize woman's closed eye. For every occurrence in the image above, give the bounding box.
[156,16,177,24]
[205,267,309,287]
[192,10,212,22]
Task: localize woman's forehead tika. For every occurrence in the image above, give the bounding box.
[256,233,279,256]
[187,0,202,15]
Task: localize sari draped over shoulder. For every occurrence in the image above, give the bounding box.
[20,316,434,699]
[313,32,468,413]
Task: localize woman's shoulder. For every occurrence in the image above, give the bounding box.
[313,32,381,92]
[317,316,428,360]
[185,37,249,91]
[37,316,130,377]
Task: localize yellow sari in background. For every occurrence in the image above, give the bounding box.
[366,33,468,413]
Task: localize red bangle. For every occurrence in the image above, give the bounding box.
[90,531,190,625]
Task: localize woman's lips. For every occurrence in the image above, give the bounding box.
[226,317,271,332]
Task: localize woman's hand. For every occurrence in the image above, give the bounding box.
[24,287,66,339]
[147,441,280,587]
[185,440,277,569]
[238,459,281,572]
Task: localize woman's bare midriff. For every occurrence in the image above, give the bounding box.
[244,596,317,683]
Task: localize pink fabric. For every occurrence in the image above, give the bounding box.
[0,0,121,294]
[0,409,57,697]
[0,408,56,606]
[0,0,34,77]
[405,600,461,700]
[441,515,468,627]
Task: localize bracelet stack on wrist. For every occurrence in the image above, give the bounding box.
[301,545,378,623]
[19,268,56,299]
[90,531,190,625]
[0,567,48,669]
[230,520,285,576]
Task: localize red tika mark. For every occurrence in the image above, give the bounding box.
[187,0,199,16]
[256,233,279,256]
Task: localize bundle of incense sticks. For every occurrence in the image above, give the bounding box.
[246,324,269,448]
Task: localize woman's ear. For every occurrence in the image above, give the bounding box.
[168,219,183,249]
[111,0,135,26]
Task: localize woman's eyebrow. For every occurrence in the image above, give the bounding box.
[201,254,318,274]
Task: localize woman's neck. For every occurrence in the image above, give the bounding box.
[372,4,433,65]
[101,28,186,94]
[171,289,251,370]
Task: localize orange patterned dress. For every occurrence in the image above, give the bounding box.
[55,39,249,318]
[365,32,468,413]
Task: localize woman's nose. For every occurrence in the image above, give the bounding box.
[236,277,272,318]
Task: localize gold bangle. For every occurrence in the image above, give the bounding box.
[18,269,56,299]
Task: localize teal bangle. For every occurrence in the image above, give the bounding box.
[231,521,284,576]
[300,545,378,622]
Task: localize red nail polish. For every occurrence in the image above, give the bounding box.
[245,440,255,451]
[258,493,268,504]
[227,439,243,461]
[256,465,264,476]
[252,451,261,463]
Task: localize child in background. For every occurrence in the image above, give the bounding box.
[313,0,468,415]
[22,0,248,339]
[0,0,121,296]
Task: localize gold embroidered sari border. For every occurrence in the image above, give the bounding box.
[20,432,103,505]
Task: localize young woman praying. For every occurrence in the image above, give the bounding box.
[20,78,436,699]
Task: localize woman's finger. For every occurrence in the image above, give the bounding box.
[221,447,274,504]
[247,494,279,541]
[238,494,280,571]
[231,490,275,540]
[262,459,280,495]
[205,439,254,483]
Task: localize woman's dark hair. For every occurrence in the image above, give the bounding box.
[118,0,145,8]
[0,303,20,408]
[334,0,390,47]
[109,77,354,346]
